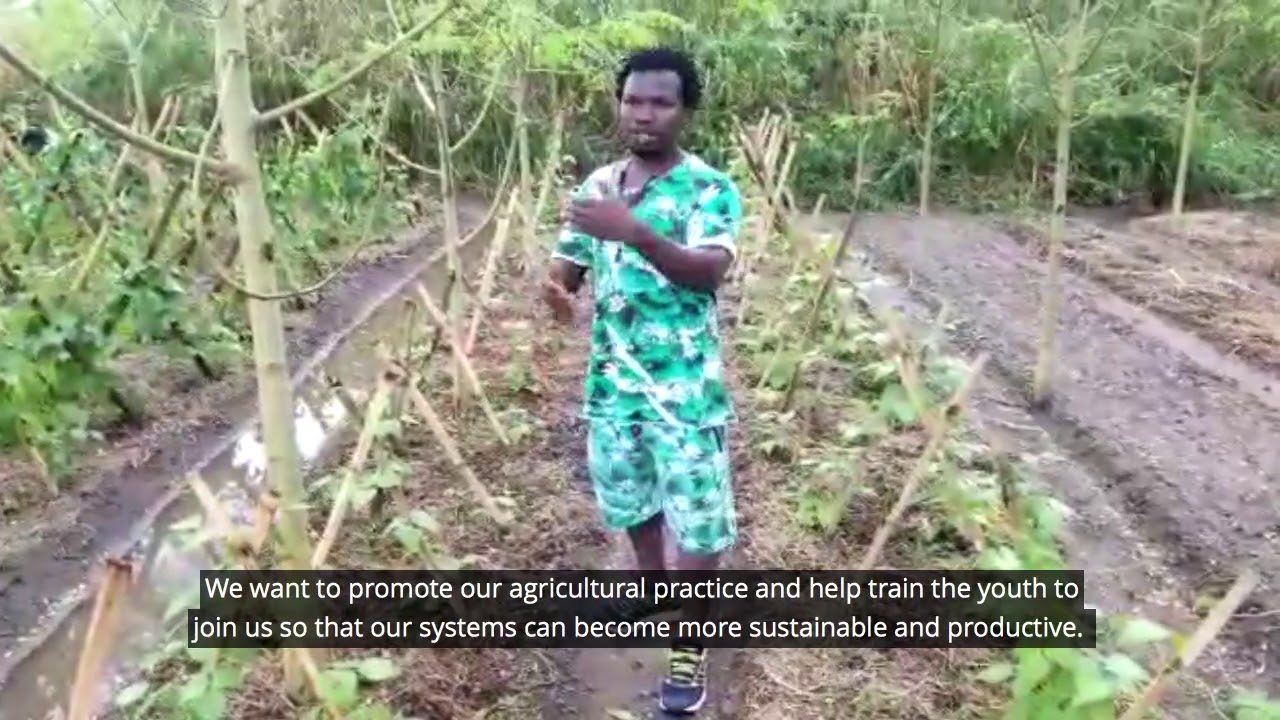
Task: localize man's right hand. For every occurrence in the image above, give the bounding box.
[542,276,575,325]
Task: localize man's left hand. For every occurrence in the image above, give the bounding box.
[568,197,641,244]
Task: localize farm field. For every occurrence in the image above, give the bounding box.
[1,1,1279,719]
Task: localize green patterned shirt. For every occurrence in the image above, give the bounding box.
[553,153,743,429]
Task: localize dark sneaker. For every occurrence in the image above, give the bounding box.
[659,643,708,715]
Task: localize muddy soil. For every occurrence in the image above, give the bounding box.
[1001,209,1280,374]
[821,211,1280,702]
[0,198,492,672]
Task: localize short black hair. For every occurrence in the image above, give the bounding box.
[19,126,49,155]
[615,47,702,110]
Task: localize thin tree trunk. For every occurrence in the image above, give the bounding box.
[1031,3,1084,407]
[918,0,944,216]
[1172,2,1209,218]
[213,0,315,693]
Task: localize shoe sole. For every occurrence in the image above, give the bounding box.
[658,687,707,715]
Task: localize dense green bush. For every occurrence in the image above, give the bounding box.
[6,0,1278,210]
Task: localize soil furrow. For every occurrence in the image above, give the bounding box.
[823,211,1280,699]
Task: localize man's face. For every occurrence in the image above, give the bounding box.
[617,69,685,156]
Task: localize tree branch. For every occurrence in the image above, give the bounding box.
[0,42,238,178]
[255,1,456,126]
[1075,0,1128,74]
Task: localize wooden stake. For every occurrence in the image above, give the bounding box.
[464,189,519,356]
[312,359,402,569]
[402,374,512,526]
[1118,569,1260,720]
[413,283,509,445]
[68,558,135,720]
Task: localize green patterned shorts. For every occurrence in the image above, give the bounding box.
[585,419,737,556]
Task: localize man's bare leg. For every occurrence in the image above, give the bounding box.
[627,511,667,572]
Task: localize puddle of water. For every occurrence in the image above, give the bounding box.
[0,235,487,720]
[1,390,355,720]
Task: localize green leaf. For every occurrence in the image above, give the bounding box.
[1228,689,1280,720]
[975,662,1015,684]
[352,486,378,509]
[1115,617,1172,648]
[876,383,916,425]
[1101,653,1148,691]
[373,418,401,437]
[977,545,1023,571]
[408,509,439,532]
[1013,649,1053,696]
[178,672,210,704]
[1069,664,1115,708]
[193,689,228,720]
[113,681,150,708]
[164,585,200,623]
[211,663,247,689]
[391,522,423,555]
[355,657,401,683]
[185,646,219,666]
[318,668,360,709]
[365,464,405,489]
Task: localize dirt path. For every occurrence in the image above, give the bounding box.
[525,289,747,720]
[541,536,744,719]
[814,210,1280,703]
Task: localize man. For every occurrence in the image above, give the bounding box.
[541,47,743,715]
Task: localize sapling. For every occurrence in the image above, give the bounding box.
[465,188,520,355]
[1169,0,1243,218]
[859,348,988,570]
[778,204,862,413]
[2,0,457,591]
[213,0,455,692]
[918,1,943,215]
[410,48,477,404]
[1023,0,1121,407]
[400,364,513,526]
[512,60,537,272]
[1172,1,1208,219]
[763,99,870,408]
[213,6,315,578]
[528,109,567,245]
[881,0,954,215]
